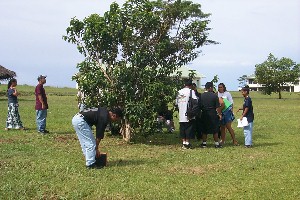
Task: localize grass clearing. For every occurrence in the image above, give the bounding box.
[0,85,299,199]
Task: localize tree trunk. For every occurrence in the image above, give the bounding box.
[120,119,133,142]
[278,90,282,99]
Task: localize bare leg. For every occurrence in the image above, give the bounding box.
[220,125,226,145]
[202,134,207,142]
[213,133,219,142]
[226,122,239,145]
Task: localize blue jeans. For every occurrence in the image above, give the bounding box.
[244,122,253,146]
[36,109,47,132]
[72,114,96,166]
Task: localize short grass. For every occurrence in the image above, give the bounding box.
[0,85,299,199]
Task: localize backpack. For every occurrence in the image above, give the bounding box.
[186,89,201,119]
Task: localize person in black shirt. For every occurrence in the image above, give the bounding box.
[192,83,202,141]
[199,82,222,148]
[72,107,123,169]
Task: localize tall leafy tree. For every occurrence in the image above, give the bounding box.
[237,75,248,87]
[211,74,219,91]
[63,0,216,141]
[255,53,300,99]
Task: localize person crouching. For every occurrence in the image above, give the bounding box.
[72,107,123,169]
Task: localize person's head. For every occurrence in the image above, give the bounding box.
[7,78,17,89]
[218,83,227,93]
[37,75,47,84]
[184,79,193,88]
[241,85,250,97]
[192,83,197,90]
[205,82,214,92]
[109,107,124,122]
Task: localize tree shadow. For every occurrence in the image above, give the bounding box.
[131,131,180,146]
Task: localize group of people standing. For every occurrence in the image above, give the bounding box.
[175,79,254,149]
[5,75,49,134]
[4,76,253,169]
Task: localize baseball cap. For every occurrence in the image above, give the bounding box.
[37,75,47,81]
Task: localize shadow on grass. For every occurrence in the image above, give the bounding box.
[53,131,76,135]
[108,159,146,167]
[17,98,35,102]
[131,131,180,146]
[254,142,282,147]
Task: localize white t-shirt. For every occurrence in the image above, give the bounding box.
[175,87,197,122]
[218,91,234,104]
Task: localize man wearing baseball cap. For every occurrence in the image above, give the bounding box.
[35,75,49,134]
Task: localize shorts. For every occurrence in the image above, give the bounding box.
[201,111,219,134]
[221,109,235,125]
[179,121,193,139]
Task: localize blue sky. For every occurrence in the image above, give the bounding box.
[0,0,299,90]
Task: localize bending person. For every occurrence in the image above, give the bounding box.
[72,107,123,169]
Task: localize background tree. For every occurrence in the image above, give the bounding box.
[63,0,216,141]
[255,53,300,99]
[237,75,248,87]
[211,74,219,91]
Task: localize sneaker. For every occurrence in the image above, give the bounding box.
[86,162,104,169]
[182,145,187,149]
[215,144,223,148]
[168,128,175,133]
[244,145,252,148]
[200,143,207,148]
[181,144,192,149]
[38,130,49,134]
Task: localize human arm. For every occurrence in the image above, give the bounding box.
[216,97,223,120]
[236,106,243,114]
[95,138,101,158]
[11,87,19,96]
[240,107,249,121]
[95,110,108,157]
[38,94,46,109]
[218,97,225,113]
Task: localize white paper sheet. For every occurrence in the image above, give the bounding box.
[237,117,249,127]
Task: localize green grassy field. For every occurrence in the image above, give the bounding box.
[0,85,299,199]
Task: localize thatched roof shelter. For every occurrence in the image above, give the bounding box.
[0,65,16,80]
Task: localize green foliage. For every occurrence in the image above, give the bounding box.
[211,74,219,91]
[237,74,248,87]
[255,53,300,99]
[63,0,216,137]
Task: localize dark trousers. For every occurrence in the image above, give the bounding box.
[193,117,203,140]
[179,121,193,140]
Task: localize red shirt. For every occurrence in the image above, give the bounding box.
[35,84,48,110]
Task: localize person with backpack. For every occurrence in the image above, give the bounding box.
[175,79,198,149]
